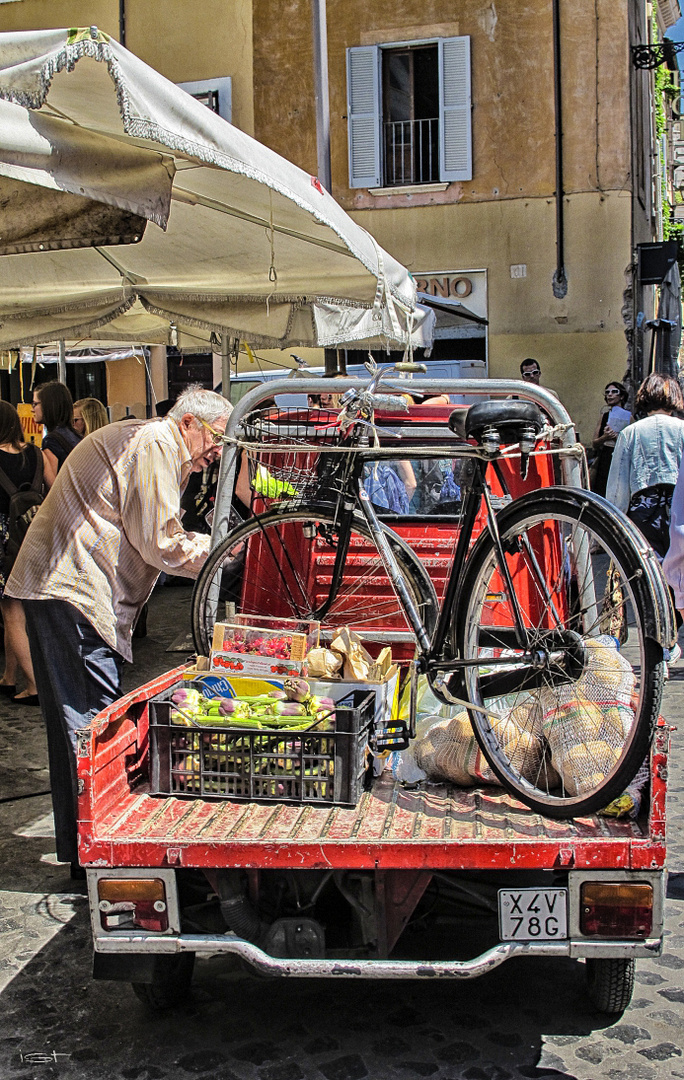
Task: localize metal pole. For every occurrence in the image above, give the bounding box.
[119,0,126,47]
[58,341,67,385]
[221,334,231,400]
[311,0,332,192]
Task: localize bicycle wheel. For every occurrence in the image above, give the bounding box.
[452,488,664,818]
[192,506,438,656]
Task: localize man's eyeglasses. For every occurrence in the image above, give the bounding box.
[522,370,541,379]
[198,418,226,445]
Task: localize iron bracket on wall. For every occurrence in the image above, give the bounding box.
[631,41,684,69]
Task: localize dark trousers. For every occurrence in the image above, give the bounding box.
[24,600,123,864]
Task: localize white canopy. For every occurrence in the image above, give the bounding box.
[0,27,420,351]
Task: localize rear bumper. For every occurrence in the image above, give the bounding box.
[87,866,664,979]
[91,930,661,978]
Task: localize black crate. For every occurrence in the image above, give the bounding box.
[148,684,375,807]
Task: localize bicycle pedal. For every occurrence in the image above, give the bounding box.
[371,720,410,752]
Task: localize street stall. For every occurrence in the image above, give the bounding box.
[0,27,421,359]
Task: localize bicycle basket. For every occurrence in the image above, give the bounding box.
[241,407,349,505]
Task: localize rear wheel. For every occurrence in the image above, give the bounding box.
[131,953,195,1011]
[192,506,438,656]
[585,957,635,1014]
[453,489,663,818]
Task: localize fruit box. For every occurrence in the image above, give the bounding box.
[179,672,287,698]
[210,617,319,676]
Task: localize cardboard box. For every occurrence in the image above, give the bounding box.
[210,616,319,675]
[209,653,303,677]
[180,672,287,700]
[309,665,400,728]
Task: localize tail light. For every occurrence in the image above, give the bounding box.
[97,877,168,932]
[580,882,653,938]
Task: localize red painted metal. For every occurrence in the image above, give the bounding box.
[376,870,433,957]
[77,669,664,873]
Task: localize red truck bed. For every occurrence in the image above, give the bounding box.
[77,664,668,873]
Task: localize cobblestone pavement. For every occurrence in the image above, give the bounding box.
[1,584,684,1080]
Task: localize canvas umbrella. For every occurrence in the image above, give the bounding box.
[0,27,419,353]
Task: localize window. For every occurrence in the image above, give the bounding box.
[177,77,232,123]
[346,37,471,189]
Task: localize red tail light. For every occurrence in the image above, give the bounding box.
[97,877,168,932]
[580,882,653,938]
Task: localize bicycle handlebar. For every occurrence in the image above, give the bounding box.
[366,393,409,412]
[393,362,428,374]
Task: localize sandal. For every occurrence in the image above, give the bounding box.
[12,693,39,707]
[0,684,16,697]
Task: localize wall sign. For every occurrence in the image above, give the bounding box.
[414,274,473,298]
[415,269,488,323]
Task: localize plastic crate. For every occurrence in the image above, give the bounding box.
[148,684,375,807]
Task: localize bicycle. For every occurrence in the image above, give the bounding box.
[191,362,674,819]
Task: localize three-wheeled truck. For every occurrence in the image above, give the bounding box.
[78,377,672,1013]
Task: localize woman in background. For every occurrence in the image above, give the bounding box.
[591,381,631,497]
[31,381,80,489]
[73,397,108,438]
[0,402,39,705]
[607,373,684,658]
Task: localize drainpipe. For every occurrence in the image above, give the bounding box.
[119,0,126,48]
[311,0,332,193]
[551,0,568,298]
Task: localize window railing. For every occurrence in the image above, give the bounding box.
[383,117,439,186]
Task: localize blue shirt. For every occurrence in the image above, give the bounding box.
[605,413,684,513]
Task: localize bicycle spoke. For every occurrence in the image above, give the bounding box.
[453,493,659,817]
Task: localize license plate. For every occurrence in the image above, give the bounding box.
[498,888,568,941]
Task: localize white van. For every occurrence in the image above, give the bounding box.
[224,358,486,408]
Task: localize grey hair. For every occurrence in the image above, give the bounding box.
[167,384,232,425]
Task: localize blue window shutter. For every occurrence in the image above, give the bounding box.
[346,45,381,188]
[439,37,472,182]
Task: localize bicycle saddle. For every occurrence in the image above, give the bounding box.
[460,400,545,442]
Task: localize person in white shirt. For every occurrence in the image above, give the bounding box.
[6,385,231,875]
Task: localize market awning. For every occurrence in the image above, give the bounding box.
[0,27,422,352]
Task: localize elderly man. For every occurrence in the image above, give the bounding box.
[6,385,231,874]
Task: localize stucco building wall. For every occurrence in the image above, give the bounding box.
[252,0,636,437]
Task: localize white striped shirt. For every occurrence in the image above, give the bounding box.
[6,417,210,662]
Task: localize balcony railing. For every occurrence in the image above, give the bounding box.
[383,117,439,186]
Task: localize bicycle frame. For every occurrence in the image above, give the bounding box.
[349,444,564,702]
[205,376,589,690]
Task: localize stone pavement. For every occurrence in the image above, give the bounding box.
[1,585,684,1080]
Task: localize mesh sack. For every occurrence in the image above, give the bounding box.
[558,739,621,796]
[414,712,497,787]
[538,636,636,796]
[414,708,545,788]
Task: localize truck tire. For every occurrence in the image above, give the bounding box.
[131,953,195,1010]
[585,957,635,1014]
